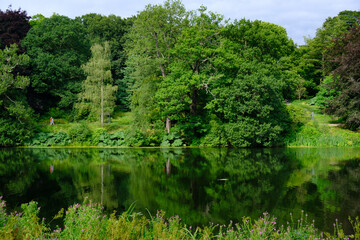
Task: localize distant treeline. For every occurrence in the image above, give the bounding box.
[0,1,359,147]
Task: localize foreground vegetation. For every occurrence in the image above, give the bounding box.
[1,197,359,239]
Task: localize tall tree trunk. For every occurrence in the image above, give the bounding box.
[154,32,166,78]
[166,117,171,133]
[101,73,104,128]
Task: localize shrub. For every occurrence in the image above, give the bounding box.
[68,122,92,143]
[0,119,34,147]
[0,198,47,239]
[59,198,107,240]
[161,132,183,147]
[25,132,70,146]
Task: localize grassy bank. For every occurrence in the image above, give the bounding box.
[285,101,360,147]
[26,101,360,147]
[1,197,359,239]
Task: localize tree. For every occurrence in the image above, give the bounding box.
[0,7,31,50]
[300,11,360,96]
[22,14,91,113]
[0,44,34,146]
[124,0,187,130]
[155,6,225,140]
[325,24,360,130]
[75,42,117,127]
[77,13,133,111]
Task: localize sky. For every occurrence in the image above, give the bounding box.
[1,0,359,45]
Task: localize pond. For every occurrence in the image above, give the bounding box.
[1,147,360,234]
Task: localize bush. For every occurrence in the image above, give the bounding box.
[68,122,92,143]
[59,198,107,239]
[1,197,360,239]
[25,131,70,146]
[0,118,34,147]
[161,132,183,147]
[200,120,227,147]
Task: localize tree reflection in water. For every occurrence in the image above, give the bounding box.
[0,147,360,233]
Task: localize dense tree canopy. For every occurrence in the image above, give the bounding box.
[76,13,133,110]
[325,24,360,129]
[0,1,358,146]
[0,44,33,146]
[22,14,91,113]
[75,41,117,125]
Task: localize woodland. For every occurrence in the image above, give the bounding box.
[0,0,359,147]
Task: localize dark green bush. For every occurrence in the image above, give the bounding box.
[0,119,34,147]
[25,132,70,146]
[161,132,183,147]
[68,122,92,143]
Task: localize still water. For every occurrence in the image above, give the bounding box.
[1,147,360,233]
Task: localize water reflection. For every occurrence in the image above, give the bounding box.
[0,147,360,233]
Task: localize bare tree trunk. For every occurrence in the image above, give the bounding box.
[166,117,171,133]
[101,73,104,128]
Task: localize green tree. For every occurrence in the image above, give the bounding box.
[77,13,133,111]
[125,0,187,131]
[155,6,225,141]
[22,14,91,113]
[300,11,360,96]
[0,44,34,146]
[75,42,117,127]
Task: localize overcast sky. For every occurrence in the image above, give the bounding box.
[1,0,359,45]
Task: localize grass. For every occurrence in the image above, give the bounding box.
[285,101,360,147]
[1,197,359,239]
[39,112,133,135]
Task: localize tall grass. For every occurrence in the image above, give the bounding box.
[0,197,359,239]
[285,101,360,147]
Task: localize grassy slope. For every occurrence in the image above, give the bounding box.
[39,112,133,135]
[36,103,360,147]
[285,101,360,147]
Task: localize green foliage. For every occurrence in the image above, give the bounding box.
[25,132,70,146]
[68,122,92,143]
[60,198,107,239]
[0,200,47,239]
[76,13,133,111]
[285,102,360,147]
[210,68,289,147]
[310,75,339,108]
[91,129,127,146]
[161,132,183,147]
[286,104,310,129]
[1,197,360,239]
[75,41,117,123]
[200,119,227,147]
[0,43,35,146]
[0,118,33,147]
[22,14,91,112]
